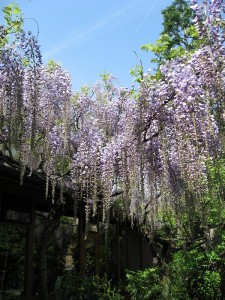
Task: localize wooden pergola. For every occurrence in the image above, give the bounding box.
[0,164,153,299]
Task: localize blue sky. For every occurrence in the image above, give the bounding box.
[1,0,173,90]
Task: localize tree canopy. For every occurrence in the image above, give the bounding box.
[161,0,198,50]
[141,0,201,69]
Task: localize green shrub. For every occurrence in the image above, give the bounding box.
[125,268,161,300]
[60,272,124,300]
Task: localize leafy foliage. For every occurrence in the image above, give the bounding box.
[125,228,225,300]
[60,273,124,300]
[161,0,199,50]
[0,226,25,298]
[125,268,161,299]
[141,0,201,70]
[0,2,23,47]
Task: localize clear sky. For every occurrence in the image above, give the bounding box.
[1,0,173,91]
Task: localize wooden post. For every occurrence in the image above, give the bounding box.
[78,208,85,275]
[126,223,130,270]
[139,235,143,270]
[116,222,121,285]
[95,233,100,276]
[25,200,35,300]
[0,193,2,221]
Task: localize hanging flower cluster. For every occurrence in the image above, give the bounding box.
[0,0,224,228]
[0,27,73,198]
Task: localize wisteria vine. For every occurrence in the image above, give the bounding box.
[0,0,224,233]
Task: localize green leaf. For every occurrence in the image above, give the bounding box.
[3,6,12,14]
[13,6,21,15]
[4,16,11,25]
[140,43,152,52]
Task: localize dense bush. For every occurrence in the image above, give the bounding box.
[124,228,225,300]
[59,273,124,300]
